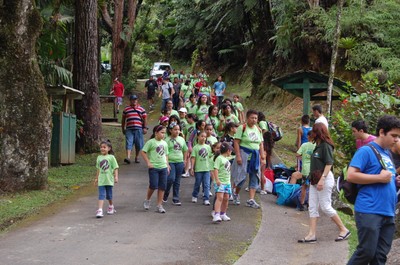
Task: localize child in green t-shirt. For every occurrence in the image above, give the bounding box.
[232,95,244,123]
[164,123,188,206]
[95,140,119,218]
[190,131,212,205]
[141,125,170,213]
[212,142,233,223]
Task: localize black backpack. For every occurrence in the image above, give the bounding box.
[337,144,386,204]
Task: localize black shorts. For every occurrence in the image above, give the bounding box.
[147,90,155,100]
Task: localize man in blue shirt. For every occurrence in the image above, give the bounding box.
[347,115,400,265]
[212,75,226,107]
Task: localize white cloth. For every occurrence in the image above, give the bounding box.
[308,171,337,218]
[315,115,329,129]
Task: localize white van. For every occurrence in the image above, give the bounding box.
[150,62,172,77]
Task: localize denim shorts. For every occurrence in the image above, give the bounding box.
[116,97,123,106]
[237,169,259,189]
[125,128,144,151]
[214,183,232,195]
[98,186,113,200]
[149,167,168,190]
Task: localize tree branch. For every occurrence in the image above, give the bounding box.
[100,1,113,34]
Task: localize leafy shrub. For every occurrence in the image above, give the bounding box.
[331,78,400,168]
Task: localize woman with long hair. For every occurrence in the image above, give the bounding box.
[298,123,350,243]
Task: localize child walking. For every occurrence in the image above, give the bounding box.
[141,125,170,213]
[212,142,233,223]
[190,131,212,205]
[95,140,119,218]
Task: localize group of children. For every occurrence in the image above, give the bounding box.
[95,89,276,223]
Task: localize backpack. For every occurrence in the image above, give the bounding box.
[337,144,386,204]
[268,122,283,141]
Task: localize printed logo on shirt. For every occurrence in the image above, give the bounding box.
[173,141,182,151]
[200,106,208,113]
[224,161,231,173]
[100,159,110,171]
[210,119,216,126]
[199,148,208,158]
[313,152,321,158]
[188,126,194,134]
[156,145,165,156]
[248,132,259,142]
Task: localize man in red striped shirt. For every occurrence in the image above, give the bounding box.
[122,95,148,164]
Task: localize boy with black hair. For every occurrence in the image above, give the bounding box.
[347,115,400,265]
[351,119,376,149]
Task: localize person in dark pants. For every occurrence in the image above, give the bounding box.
[347,115,400,265]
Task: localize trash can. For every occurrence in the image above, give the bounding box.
[50,112,76,165]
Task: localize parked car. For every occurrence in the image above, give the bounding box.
[101,62,111,73]
[150,62,172,77]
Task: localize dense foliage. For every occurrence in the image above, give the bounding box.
[331,77,400,167]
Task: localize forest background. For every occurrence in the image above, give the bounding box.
[0,0,399,235]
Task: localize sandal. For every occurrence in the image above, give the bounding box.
[335,231,351,242]
[298,238,317,244]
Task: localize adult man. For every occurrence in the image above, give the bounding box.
[159,78,175,112]
[232,110,266,209]
[212,75,226,107]
[312,104,328,129]
[110,78,125,114]
[172,77,181,110]
[162,66,170,79]
[144,75,158,110]
[351,120,376,149]
[347,115,400,265]
[122,95,148,164]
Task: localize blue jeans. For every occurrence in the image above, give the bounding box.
[148,168,168,190]
[98,186,113,200]
[164,162,184,202]
[125,128,144,151]
[347,212,395,265]
[161,98,169,112]
[192,171,210,201]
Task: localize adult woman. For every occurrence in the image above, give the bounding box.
[231,110,266,209]
[195,94,211,121]
[298,123,350,243]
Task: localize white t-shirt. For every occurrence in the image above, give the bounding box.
[315,115,329,129]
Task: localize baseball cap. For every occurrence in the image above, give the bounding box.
[129,94,138,100]
[159,116,169,124]
[178,107,188,113]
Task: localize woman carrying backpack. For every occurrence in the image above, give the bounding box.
[298,123,350,243]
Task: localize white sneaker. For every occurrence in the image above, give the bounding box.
[245,187,249,192]
[209,191,213,197]
[229,194,234,201]
[220,214,231,221]
[204,200,210,206]
[246,199,260,209]
[96,209,103,218]
[213,214,222,223]
[143,200,151,210]
[181,172,189,178]
[211,210,215,218]
[192,197,197,203]
[156,205,166,213]
[260,190,268,195]
[107,205,116,215]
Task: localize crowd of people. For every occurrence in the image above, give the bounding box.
[98,69,400,264]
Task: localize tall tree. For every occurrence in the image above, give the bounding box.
[74,0,101,152]
[0,0,51,191]
[326,0,344,117]
[100,0,139,80]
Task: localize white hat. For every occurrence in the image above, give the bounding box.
[178,107,188,113]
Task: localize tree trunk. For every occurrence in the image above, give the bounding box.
[74,0,101,153]
[0,0,51,191]
[326,0,344,117]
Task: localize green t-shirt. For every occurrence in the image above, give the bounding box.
[297,142,316,176]
[206,135,218,146]
[142,138,169,169]
[221,114,239,125]
[181,84,192,99]
[195,104,209,120]
[170,109,179,117]
[185,101,197,114]
[184,122,196,141]
[191,144,212,172]
[166,136,188,163]
[96,154,119,186]
[232,101,244,112]
[234,124,263,150]
[180,118,187,132]
[214,155,231,184]
[200,86,212,96]
[259,121,269,131]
